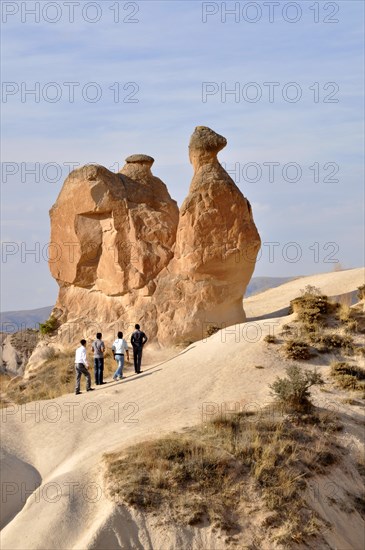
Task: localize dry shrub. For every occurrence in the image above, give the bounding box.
[317,333,354,353]
[269,365,324,412]
[0,350,117,406]
[264,334,277,344]
[330,361,365,392]
[357,284,365,301]
[290,286,329,333]
[37,346,57,361]
[284,339,311,360]
[0,372,11,392]
[335,300,359,333]
[280,324,292,337]
[104,406,339,545]
[205,324,221,337]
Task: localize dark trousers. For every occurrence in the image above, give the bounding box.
[133,346,143,373]
[75,363,91,393]
[94,357,104,385]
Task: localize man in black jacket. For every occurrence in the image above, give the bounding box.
[131,324,148,374]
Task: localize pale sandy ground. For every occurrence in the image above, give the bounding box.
[0,267,364,549]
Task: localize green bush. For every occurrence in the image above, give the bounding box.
[39,316,59,336]
[270,365,324,411]
[284,339,311,360]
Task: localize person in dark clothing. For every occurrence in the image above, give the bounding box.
[131,324,148,374]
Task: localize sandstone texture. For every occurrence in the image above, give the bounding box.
[154,127,261,344]
[46,127,261,347]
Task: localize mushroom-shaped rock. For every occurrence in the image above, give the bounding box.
[154,126,261,345]
[125,154,154,164]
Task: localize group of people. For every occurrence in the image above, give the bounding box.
[74,324,148,395]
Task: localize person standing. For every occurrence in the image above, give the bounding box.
[91,332,105,385]
[75,339,94,395]
[112,331,130,381]
[131,324,148,374]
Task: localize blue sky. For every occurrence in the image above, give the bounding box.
[1,0,364,311]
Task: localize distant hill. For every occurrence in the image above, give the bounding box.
[245,276,297,297]
[0,306,53,333]
[0,277,296,333]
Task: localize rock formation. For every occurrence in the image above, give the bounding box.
[154,127,261,344]
[47,127,261,347]
[0,330,38,375]
[49,156,179,342]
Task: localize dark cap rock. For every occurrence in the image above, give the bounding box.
[125,154,154,165]
[189,126,227,153]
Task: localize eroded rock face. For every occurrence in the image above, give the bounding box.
[50,159,178,296]
[49,158,178,343]
[154,127,261,344]
[47,127,260,348]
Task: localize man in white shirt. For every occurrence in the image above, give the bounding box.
[112,331,130,381]
[75,339,94,395]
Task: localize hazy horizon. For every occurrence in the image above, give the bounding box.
[1,0,364,311]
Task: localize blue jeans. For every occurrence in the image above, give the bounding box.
[94,357,104,385]
[113,354,124,379]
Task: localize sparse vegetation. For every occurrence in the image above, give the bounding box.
[264,334,277,344]
[289,285,330,334]
[284,339,311,360]
[337,302,352,323]
[0,371,12,393]
[344,320,358,333]
[357,284,365,301]
[0,349,117,406]
[270,365,324,412]
[39,316,59,336]
[335,298,359,333]
[37,346,57,361]
[281,285,363,364]
[280,324,292,337]
[205,324,220,337]
[330,361,365,393]
[315,333,354,353]
[104,404,338,545]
